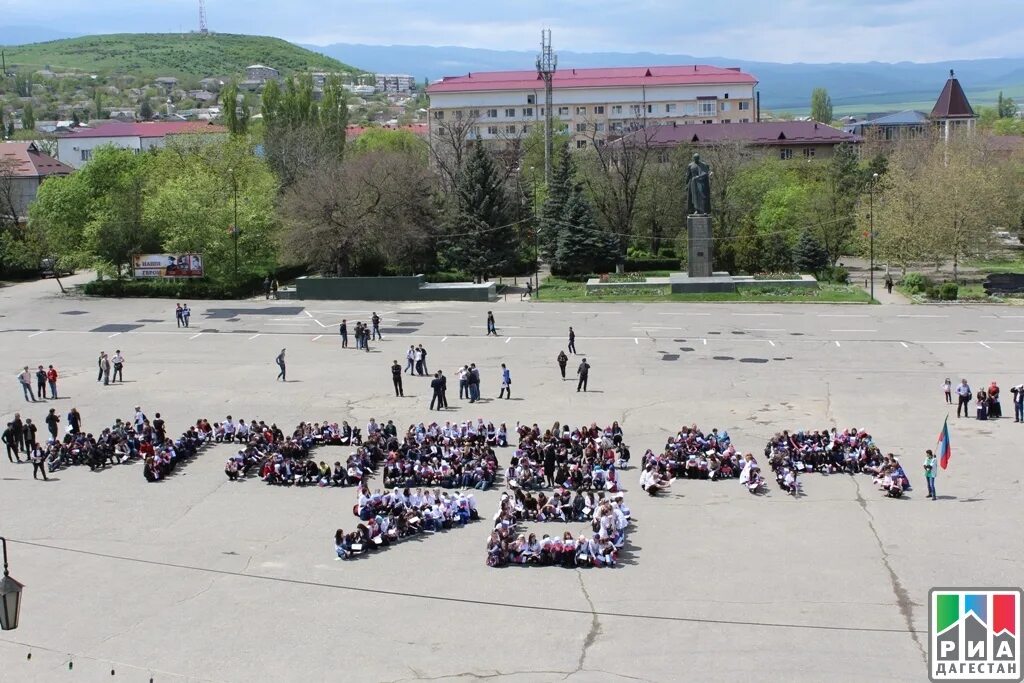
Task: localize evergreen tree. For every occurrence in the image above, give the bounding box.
[71,111,81,127]
[5,117,12,138]
[554,182,617,274]
[793,228,828,275]
[319,75,349,160]
[22,103,34,131]
[139,99,153,121]
[539,143,572,259]
[810,87,833,123]
[762,236,794,273]
[441,143,516,281]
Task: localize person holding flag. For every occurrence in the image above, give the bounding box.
[923,449,938,500]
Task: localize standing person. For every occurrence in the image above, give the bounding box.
[923,449,937,500]
[2,422,19,462]
[263,276,271,300]
[22,418,37,452]
[45,408,60,442]
[112,349,125,383]
[391,360,404,397]
[100,353,111,386]
[362,323,371,353]
[576,358,590,393]
[35,365,47,399]
[498,363,511,400]
[486,311,497,336]
[153,413,166,443]
[175,303,184,328]
[458,365,469,399]
[340,319,349,348]
[942,378,952,405]
[271,280,279,299]
[429,372,444,411]
[439,370,449,408]
[405,345,415,374]
[96,352,106,382]
[371,312,382,341]
[543,444,556,487]
[956,379,972,418]
[19,366,35,402]
[275,349,287,382]
[46,365,58,399]
[418,344,429,375]
[1012,384,1024,423]
[182,304,191,328]
[568,327,577,354]
[557,351,568,379]
[67,407,82,435]
[885,274,894,294]
[30,442,47,480]
[468,363,481,403]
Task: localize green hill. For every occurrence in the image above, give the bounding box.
[1,33,363,78]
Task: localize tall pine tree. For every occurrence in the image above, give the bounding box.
[539,143,572,259]
[442,143,516,281]
[554,182,617,274]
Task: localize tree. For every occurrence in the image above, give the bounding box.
[539,143,572,259]
[809,143,864,265]
[279,151,435,277]
[793,228,828,275]
[139,99,153,121]
[692,140,756,270]
[441,143,517,281]
[22,103,34,131]
[554,182,617,274]
[93,87,103,120]
[810,87,833,123]
[349,128,427,163]
[71,111,80,127]
[429,112,478,193]
[997,91,1017,119]
[4,118,12,139]
[220,81,246,136]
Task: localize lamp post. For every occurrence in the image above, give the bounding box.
[0,537,24,630]
[228,167,239,279]
[869,172,879,301]
[530,166,540,297]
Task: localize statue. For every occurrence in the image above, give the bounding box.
[685,153,711,216]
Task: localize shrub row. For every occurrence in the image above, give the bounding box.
[82,266,309,299]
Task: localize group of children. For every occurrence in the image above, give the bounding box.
[503,421,629,491]
[376,420,503,490]
[641,425,742,482]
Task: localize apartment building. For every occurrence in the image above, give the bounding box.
[375,74,415,94]
[425,65,758,149]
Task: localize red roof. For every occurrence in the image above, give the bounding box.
[56,121,227,139]
[931,70,975,120]
[427,65,757,94]
[627,121,861,147]
[344,123,429,139]
[0,142,73,177]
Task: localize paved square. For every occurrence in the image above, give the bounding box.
[1,274,1021,682]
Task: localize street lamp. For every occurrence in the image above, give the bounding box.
[530,166,540,297]
[0,537,24,630]
[869,172,879,301]
[228,167,239,279]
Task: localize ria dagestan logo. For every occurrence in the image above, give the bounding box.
[930,588,1022,681]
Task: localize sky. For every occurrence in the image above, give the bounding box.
[7,0,1024,63]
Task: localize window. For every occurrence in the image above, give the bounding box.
[522,125,531,134]
[576,139,587,149]
[522,107,533,117]
[487,109,497,118]
[80,149,93,161]
[699,100,717,116]
[595,122,605,132]
[506,125,517,134]
[665,103,677,113]
[611,105,622,115]
[487,125,498,135]
[684,103,697,115]
[594,105,605,114]
[739,118,750,123]
[739,101,750,111]
[575,122,587,132]
[455,110,463,119]
[558,106,569,116]
[722,119,731,124]
[576,106,587,115]
[433,110,445,120]
[721,102,731,112]
[631,104,642,115]
[527,94,536,104]
[469,109,480,118]
[646,104,654,114]
[780,148,793,160]
[701,119,713,125]
[803,147,816,158]
[610,121,623,132]
[505,108,516,118]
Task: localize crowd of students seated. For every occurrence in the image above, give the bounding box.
[143,420,211,482]
[377,420,502,490]
[486,489,631,568]
[336,486,479,558]
[502,421,629,491]
[638,425,741,483]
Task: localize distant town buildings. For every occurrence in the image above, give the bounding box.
[245,64,280,82]
[426,64,759,149]
[55,121,228,169]
[375,74,414,94]
[629,120,861,160]
[842,71,977,142]
[0,142,73,218]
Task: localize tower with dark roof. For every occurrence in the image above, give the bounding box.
[931,69,976,141]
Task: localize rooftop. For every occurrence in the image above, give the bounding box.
[55,121,227,139]
[427,65,757,94]
[0,142,73,177]
[931,69,975,120]
[630,120,860,147]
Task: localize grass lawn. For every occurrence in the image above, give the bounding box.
[538,277,872,303]
[966,256,1024,275]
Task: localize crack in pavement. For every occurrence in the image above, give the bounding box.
[568,570,602,679]
[852,477,927,664]
[380,668,570,683]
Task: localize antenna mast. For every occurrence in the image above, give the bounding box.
[536,29,557,185]
[199,0,209,35]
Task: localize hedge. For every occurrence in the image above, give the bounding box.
[82,265,309,299]
[623,257,681,271]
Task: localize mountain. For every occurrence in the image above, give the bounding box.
[0,25,79,45]
[307,43,1024,114]
[2,33,361,79]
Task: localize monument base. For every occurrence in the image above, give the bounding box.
[687,214,713,278]
[670,271,737,294]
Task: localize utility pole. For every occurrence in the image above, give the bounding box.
[535,30,557,185]
[869,172,878,301]
[229,167,239,279]
[198,0,209,35]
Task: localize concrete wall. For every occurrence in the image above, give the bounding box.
[294,275,494,302]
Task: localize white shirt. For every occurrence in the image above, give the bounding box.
[113,353,124,365]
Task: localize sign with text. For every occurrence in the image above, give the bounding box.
[132,253,204,278]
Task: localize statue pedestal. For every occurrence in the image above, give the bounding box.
[687,214,713,278]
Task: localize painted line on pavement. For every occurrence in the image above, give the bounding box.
[28,331,46,338]
[248,334,260,340]
[505,337,512,344]
[312,335,323,341]
[745,328,785,332]
[979,342,992,349]
[834,341,841,347]
[189,333,203,340]
[898,314,948,318]
[817,314,869,318]
[830,329,877,333]
[731,313,783,316]
[634,338,639,344]
[441,336,447,342]
[108,332,121,338]
[900,342,909,348]
[768,340,776,347]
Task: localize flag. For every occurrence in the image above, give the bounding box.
[937,416,952,470]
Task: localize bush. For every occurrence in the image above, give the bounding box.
[938,282,959,300]
[623,257,680,271]
[82,265,309,299]
[821,266,849,284]
[901,272,929,294]
[423,271,471,283]
[657,246,677,258]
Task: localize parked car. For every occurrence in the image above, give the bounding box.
[40,258,74,278]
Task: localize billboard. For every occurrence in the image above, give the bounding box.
[132,253,204,278]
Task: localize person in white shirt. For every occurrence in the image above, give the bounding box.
[112,350,125,383]
[18,366,35,402]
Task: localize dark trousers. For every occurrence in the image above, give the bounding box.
[568,340,576,354]
[372,325,382,340]
[1015,401,1023,422]
[459,380,467,399]
[37,380,46,398]
[176,315,183,328]
[97,367,104,381]
[277,364,286,381]
[957,395,970,417]
[499,384,510,399]
[5,444,18,462]
[341,333,348,348]
[32,461,48,480]
[441,391,448,408]
[113,364,123,382]
[577,375,588,392]
[926,477,936,499]
[430,391,442,410]
[393,377,403,396]
[558,363,566,379]
[945,391,952,404]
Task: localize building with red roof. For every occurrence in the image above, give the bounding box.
[55,120,228,169]
[0,142,73,219]
[426,64,758,150]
